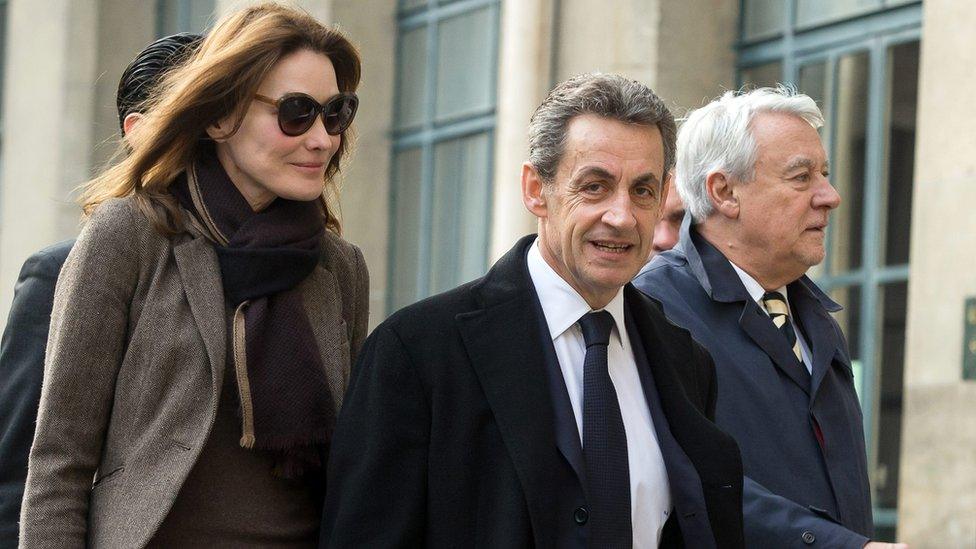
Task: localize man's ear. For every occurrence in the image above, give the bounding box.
[521,162,548,219]
[122,112,143,136]
[706,171,739,219]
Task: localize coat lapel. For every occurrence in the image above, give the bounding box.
[173,237,226,391]
[738,300,811,395]
[455,236,578,544]
[684,225,811,395]
[535,299,587,488]
[788,278,846,396]
[301,265,349,412]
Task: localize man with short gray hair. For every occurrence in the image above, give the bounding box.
[634,86,907,548]
[323,73,744,548]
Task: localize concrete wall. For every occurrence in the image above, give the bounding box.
[656,0,737,113]
[0,0,154,323]
[216,0,330,22]
[552,0,736,112]
[488,0,737,265]
[897,0,976,545]
[331,0,397,328]
[489,0,554,261]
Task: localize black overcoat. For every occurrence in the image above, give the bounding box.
[322,235,744,548]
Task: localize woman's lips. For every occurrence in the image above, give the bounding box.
[290,162,325,173]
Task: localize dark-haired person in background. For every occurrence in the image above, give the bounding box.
[648,173,686,260]
[0,32,201,547]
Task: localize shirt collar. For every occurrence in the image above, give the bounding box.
[728,260,789,308]
[527,238,625,340]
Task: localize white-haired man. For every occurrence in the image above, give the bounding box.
[634,87,907,548]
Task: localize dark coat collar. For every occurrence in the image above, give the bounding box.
[454,235,571,545]
[674,215,847,395]
[456,236,741,530]
[676,214,841,312]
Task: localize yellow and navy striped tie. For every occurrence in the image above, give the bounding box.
[762,291,803,363]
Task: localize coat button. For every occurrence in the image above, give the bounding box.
[801,531,816,544]
[573,506,589,525]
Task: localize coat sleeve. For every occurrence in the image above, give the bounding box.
[320,323,429,548]
[18,202,142,548]
[0,247,67,547]
[348,245,370,368]
[743,477,869,548]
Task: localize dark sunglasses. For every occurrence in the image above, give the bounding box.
[253,92,359,136]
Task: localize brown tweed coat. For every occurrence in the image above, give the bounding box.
[18,196,369,548]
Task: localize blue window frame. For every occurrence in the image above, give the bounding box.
[738,0,922,539]
[388,0,500,313]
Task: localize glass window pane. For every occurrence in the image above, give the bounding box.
[742,0,785,41]
[829,51,869,275]
[740,62,782,88]
[881,41,919,266]
[435,7,495,122]
[797,0,882,28]
[798,62,830,121]
[390,148,424,310]
[873,281,907,511]
[157,0,214,35]
[798,63,832,252]
[400,0,427,11]
[396,26,429,130]
[429,133,491,294]
[187,0,214,32]
[158,0,180,35]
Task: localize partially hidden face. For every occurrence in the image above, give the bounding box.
[536,114,667,305]
[734,111,841,279]
[650,177,684,259]
[210,48,342,211]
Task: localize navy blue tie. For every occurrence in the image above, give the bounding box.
[578,311,632,548]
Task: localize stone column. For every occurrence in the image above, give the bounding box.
[655,0,736,113]
[332,0,397,328]
[0,0,100,321]
[897,0,976,544]
[488,0,553,262]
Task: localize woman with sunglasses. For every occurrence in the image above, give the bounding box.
[19,4,366,547]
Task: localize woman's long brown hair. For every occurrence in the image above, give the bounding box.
[81,2,361,235]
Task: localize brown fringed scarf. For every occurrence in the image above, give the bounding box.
[172,151,335,479]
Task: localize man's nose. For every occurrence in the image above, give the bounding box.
[814,174,841,210]
[652,221,679,252]
[603,191,638,229]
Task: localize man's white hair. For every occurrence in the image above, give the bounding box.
[675,85,824,223]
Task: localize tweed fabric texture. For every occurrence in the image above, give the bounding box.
[19,195,368,548]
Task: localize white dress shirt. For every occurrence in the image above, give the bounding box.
[527,240,671,548]
[728,261,813,372]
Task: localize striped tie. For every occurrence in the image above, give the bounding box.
[762,291,803,363]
